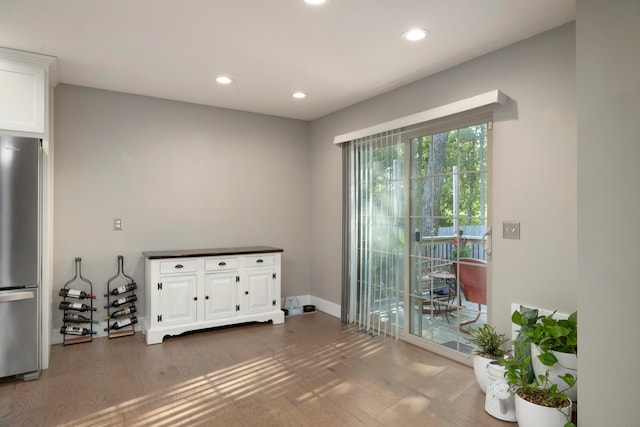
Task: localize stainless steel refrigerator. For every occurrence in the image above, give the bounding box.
[0,134,40,381]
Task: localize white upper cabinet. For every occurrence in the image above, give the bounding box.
[0,61,45,133]
[0,47,58,135]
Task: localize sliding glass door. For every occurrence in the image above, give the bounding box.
[407,120,490,352]
[345,117,491,354]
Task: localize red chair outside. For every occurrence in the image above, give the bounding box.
[452,258,487,333]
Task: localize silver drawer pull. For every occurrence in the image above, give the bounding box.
[219,262,226,266]
[174,264,184,269]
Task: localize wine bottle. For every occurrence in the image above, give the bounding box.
[59,301,96,312]
[105,305,137,320]
[104,294,137,308]
[59,288,96,299]
[105,316,138,331]
[63,313,99,324]
[60,325,96,336]
[104,282,137,297]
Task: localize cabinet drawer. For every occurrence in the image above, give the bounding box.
[159,260,198,274]
[205,257,239,271]
[244,255,275,268]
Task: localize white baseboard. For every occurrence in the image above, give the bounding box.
[310,296,341,318]
[281,294,341,319]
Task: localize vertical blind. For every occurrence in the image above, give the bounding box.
[343,130,405,337]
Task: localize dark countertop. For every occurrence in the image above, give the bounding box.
[143,246,284,259]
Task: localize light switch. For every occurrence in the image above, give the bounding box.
[113,217,123,231]
[503,221,520,239]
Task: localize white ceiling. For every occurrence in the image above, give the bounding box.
[0,0,575,121]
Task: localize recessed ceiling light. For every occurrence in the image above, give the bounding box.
[292,92,307,99]
[402,28,429,42]
[304,0,327,5]
[215,76,233,85]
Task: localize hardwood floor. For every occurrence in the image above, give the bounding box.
[0,312,514,427]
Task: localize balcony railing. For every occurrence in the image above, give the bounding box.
[418,235,486,262]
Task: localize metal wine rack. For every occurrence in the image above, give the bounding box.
[59,257,95,346]
[105,255,138,338]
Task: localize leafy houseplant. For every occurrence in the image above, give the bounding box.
[500,350,575,408]
[500,308,577,427]
[466,324,509,393]
[514,310,578,401]
[467,324,509,358]
[499,347,575,427]
[450,237,471,260]
[523,310,577,361]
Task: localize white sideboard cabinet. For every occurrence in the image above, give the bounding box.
[143,246,284,345]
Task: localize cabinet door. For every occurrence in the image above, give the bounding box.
[244,269,277,314]
[204,272,238,320]
[157,275,197,326]
[0,60,45,133]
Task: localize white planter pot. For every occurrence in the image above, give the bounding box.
[473,354,495,393]
[531,344,578,402]
[515,393,571,427]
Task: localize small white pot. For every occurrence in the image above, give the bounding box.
[484,362,516,422]
[473,354,496,393]
[515,393,572,427]
[531,344,578,401]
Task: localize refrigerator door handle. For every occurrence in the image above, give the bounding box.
[0,290,35,303]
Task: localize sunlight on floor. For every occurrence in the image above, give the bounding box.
[59,327,395,427]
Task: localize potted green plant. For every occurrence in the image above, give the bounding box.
[515,310,578,401]
[499,308,577,427]
[466,324,509,393]
[500,347,575,427]
[450,237,471,260]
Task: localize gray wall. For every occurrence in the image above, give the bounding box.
[577,1,640,425]
[50,8,640,421]
[309,23,577,337]
[50,12,640,422]
[53,85,311,327]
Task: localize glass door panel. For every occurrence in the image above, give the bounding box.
[407,123,489,354]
